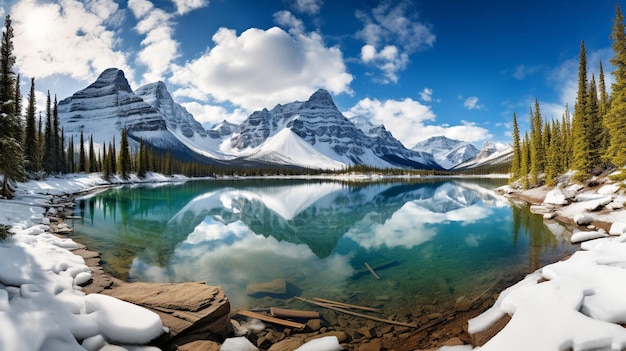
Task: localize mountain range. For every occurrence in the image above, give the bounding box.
[58,68,511,171]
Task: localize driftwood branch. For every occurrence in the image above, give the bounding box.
[237,310,306,329]
[364,262,381,279]
[312,297,381,313]
[296,297,417,328]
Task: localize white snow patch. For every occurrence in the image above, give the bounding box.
[598,183,621,195]
[570,230,609,243]
[574,213,593,226]
[220,336,259,351]
[294,336,342,351]
[543,187,568,205]
[610,222,626,236]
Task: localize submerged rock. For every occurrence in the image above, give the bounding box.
[246,279,287,296]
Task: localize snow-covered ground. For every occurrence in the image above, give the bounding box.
[460,172,626,351]
[0,172,360,351]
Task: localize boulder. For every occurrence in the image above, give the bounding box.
[103,281,230,348]
[246,279,287,296]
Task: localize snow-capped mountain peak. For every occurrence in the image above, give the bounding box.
[412,136,479,169]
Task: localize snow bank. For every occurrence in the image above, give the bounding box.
[610,222,626,236]
[570,230,609,243]
[220,337,258,351]
[543,187,568,205]
[0,174,193,351]
[470,233,626,350]
[295,336,342,351]
[574,213,593,225]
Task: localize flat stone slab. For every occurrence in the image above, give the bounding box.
[103,281,230,348]
[246,278,287,296]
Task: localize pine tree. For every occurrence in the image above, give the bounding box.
[42,91,55,173]
[0,15,26,198]
[53,96,64,173]
[562,104,572,170]
[529,99,544,185]
[67,135,74,173]
[520,132,530,189]
[24,77,38,173]
[509,113,521,183]
[103,143,111,179]
[136,138,147,178]
[606,3,626,168]
[79,130,86,172]
[598,61,611,159]
[586,74,603,170]
[110,138,116,175]
[119,128,131,179]
[88,134,97,172]
[572,40,591,180]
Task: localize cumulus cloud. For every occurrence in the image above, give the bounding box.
[171,24,353,112]
[348,97,491,146]
[356,1,435,83]
[419,87,434,102]
[463,96,484,110]
[172,0,208,15]
[293,0,323,15]
[128,0,179,84]
[11,0,130,82]
[513,64,541,80]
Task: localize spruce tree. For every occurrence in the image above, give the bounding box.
[88,134,97,172]
[520,132,530,189]
[510,113,521,183]
[110,138,116,175]
[586,75,603,170]
[42,91,55,173]
[53,96,64,173]
[79,130,86,172]
[67,135,74,173]
[606,3,626,168]
[598,61,611,158]
[572,40,591,180]
[529,99,544,185]
[562,105,572,170]
[24,77,39,173]
[0,14,26,198]
[119,128,131,179]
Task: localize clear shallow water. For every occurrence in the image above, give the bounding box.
[72,178,575,315]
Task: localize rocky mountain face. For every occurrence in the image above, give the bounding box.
[57,68,505,171]
[453,141,513,170]
[412,136,479,170]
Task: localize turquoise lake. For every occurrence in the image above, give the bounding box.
[71,178,576,316]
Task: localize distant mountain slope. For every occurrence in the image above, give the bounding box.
[453,141,513,170]
[412,136,479,169]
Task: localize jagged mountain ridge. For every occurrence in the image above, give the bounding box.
[412,136,480,170]
[453,141,513,170]
[58,67,503,171]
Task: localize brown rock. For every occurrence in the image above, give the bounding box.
[470,313,511,346]
[177,340,221,351]
[357,338,382,351]
[442,337,464,346]
[103,281,230,349]
[306,318,322,331]
[267,337,306,351]
[246,279,287,296]
[307,331,349,343]
[455,295,473,312]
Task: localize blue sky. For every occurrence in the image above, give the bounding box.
[0,0,619,148]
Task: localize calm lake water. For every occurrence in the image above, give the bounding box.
[72,178,575,315]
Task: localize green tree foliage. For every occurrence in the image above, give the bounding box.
[118,128,131,179]
[0,15,25,198]
[24,77,39,173]
[529,100,544,185]
[67,135,74,173]
[42,91,55,173]
[509,113,521,183]
[598,61,611,157]
[88,134,97,172]
[520,132,530,189]
[79,130,86,172]
[572,41,592,180]
[606,3,626,167]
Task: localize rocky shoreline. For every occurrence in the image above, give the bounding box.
[45,189,510,351]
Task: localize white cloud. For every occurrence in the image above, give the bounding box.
[181,101,248,127]
[419,87,433,102]
[356,1,435,83]
[463,96,484,110]
[513,64,541,80]
[348,97,491,146]
[293,0,323,15]
[11,0,130,82]
[128,0,179,84]
[273,10,305,34]
[172,0,208,15]
[171,25,353,112]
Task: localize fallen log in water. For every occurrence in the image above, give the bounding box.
[237,310,306,330]
[351,260,399,280]
[270,307,319,319]
[312,297,381,313]
[364,262,381,279]
[295,297,417,328]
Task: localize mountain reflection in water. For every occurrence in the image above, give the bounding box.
[73,179,574,311]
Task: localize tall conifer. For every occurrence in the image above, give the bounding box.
[606,3,626,168]
[572,41,591,179]
[520,132,530,189]
[79,130,86,172]
[24,78,38,173]
[529,99,544,185]
[119,128,131,179]
[510,113,521,183]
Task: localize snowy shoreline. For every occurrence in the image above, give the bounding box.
[4,172,624,350]
[451,172,626,351]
